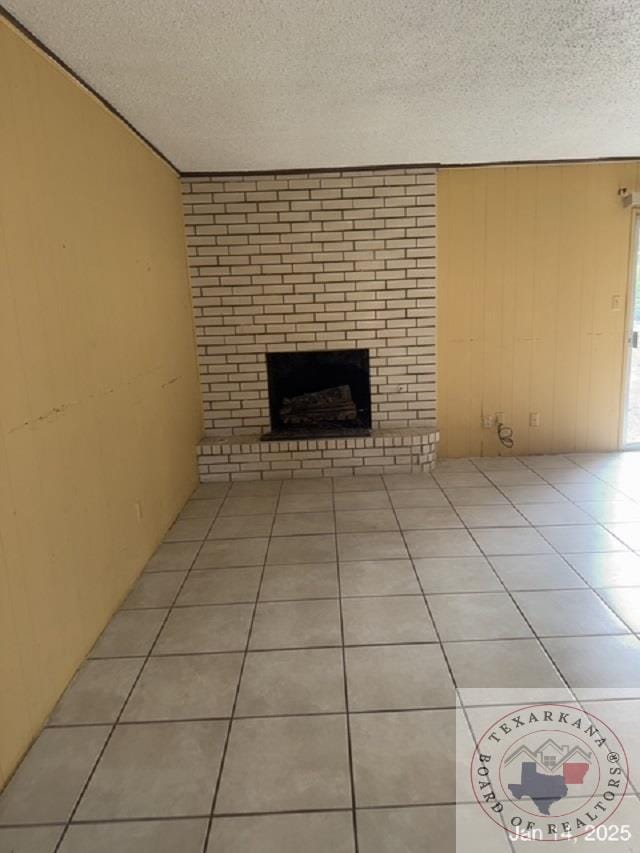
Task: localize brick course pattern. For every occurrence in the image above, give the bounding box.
[181,167,437,480]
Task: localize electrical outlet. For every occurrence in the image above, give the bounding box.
[482,414,495,429]
[495,412,505,425]
[529,412,541,427]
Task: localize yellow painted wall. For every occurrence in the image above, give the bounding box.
[0,21,201,785]
[438,162,640,457]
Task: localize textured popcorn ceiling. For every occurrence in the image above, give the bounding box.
[5,0,640,171]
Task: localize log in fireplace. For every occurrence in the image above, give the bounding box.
[262,349,372,440]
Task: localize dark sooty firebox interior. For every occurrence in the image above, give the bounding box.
[262,349,372,440]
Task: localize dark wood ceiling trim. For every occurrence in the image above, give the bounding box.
[183,153,640,178]
[3,5,638,179]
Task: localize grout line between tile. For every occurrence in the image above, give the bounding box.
[199,480,283,853]
[52,482,232,852]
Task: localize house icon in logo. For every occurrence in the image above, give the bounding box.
[505,738,592,775]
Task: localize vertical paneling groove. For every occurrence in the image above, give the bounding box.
[438,162,639,456]
[0,20,201,786]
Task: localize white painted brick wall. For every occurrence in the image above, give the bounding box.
[181,167,437,439]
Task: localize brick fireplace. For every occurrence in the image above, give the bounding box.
[181,166,439,480]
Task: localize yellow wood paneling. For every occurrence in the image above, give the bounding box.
[438,161,640,456]
[0,20,202,786]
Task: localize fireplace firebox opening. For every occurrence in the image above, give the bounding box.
[262,349,372,440]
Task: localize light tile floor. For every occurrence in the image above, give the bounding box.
[2,453,640,851]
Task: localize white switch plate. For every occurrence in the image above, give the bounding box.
[611,295,622,311]
[529,412,541,427]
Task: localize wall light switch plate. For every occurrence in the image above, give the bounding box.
[482,415,495,429]
[529,412,541,427]
[611,294,622,311]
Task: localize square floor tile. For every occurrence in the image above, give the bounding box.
[388,489,449,508]
[433,472,489,488]
[250,599,341,649]
[542,635,640,695]
[564,551,640,587]
[489,554,586,590]
[438,458,481,471]
[471,527,552,555]
[442,456,488,473]
[334,475,384,491]
[75,721,227,819]
[542,468,600,484]
[90,609,167,658]
[280,478,333,494]
[484,470,545,486]
[272,512,335,536]
[208,514,274,539]
[335,509,398,533]
[236,648,345,715]
[339,559,420,596]
[164,517,211,542]
[215,716,351,813]
[513,589,628,636]
[577,501,640,523]
[207,812,354,853]
[49,659,142,725]
[356,804,513,853]
[350,709,455,805]
[428,593,532,641]
[60,820,208,853]
[445,639,569,705]
[394,507,462,530]
[334,491,391,510]
[195,538,269,569]
[346,644,454,710]
[192,482,229,499]
[517,503,595,526]
[145,541,199,572]
[278,493,333,513]
[228,481,281,497]
[605,522,640,550]
[414,556,502,593]
[122,571,185,609]
[122,654,242,721]
[501,485,567,503]
[0,826,63,852]
[259,562,338,600]
[443,487,508,506]
[538,524,626,553]
[178,499,222,519]
[267,533,336,564]
[597,587,640,631]
[342,596,436,644]
[337,532,407,561]
[404,529,480,558]
[456,505,527,528]
[153,604,253,654]
[176,567,261,605]
[555,482,627,502]
[383,473,439,490]
[221,496,278,516]
[519,454,575,470]
[0,727,109,824]
[475,457,528,470]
